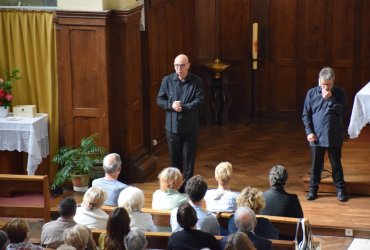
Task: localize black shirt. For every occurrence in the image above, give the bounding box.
[157,72,204,134]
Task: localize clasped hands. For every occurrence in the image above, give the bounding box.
[172,101,182,112]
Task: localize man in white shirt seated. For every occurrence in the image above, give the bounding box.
[170,175,220,235]
[41,196,77,248]
[92,153,128,206]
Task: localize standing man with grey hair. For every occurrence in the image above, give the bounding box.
[157,54,204,192]
[220,207,272,250]
[92,153,127,206]
[303,67,347,202]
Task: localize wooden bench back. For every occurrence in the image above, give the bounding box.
[0,174,51,222]
[100,206,300,239]
[91,229,295,250]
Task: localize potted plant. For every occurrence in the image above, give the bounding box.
[51,133,107,192]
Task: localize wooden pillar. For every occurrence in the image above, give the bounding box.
[55,5,156,183]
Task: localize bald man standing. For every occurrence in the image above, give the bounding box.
[157,54,204,192]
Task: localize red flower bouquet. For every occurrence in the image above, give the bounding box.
[0,69,21,109]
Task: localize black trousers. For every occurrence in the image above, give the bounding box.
[166,130,198,184]
[309,146,345,191]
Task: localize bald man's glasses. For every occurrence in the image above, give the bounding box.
[174,63,188,69]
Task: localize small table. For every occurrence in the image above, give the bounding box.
[0,113,49,175]
[348,82,370,139]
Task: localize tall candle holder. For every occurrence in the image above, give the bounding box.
[204,58,231,125]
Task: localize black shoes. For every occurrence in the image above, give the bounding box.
[337,190,348,202]
[306,190,318,200]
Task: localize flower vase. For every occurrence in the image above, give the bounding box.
[0,106,9,118]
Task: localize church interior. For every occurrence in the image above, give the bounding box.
[1,0,370,249]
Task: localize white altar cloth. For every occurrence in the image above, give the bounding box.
[348,82,370,139]
[0,113,49,175]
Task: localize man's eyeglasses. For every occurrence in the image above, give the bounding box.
[174,63,188,69]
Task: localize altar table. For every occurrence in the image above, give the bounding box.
[0,113,49,175]
[348,82,370,139]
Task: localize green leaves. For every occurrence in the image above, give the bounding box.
[51,134,107,190]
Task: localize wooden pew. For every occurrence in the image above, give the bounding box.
[101,206,300,239]
[0,174,51,222]
[91,229,295,250]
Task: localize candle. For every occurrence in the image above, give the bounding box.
[252,22,258,70]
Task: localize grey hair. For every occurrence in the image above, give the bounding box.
[318,67,335,84]
[103,153,121,174]
[118,186,144,212]
[124,230,147,250]
[269,164,288,188]
[234,207,256,233]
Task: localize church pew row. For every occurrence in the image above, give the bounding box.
[0,174,51,222]
[101,206,300,240]
[91,229,296,250]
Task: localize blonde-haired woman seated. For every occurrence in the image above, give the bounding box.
[228,187,279,239]
[118,186,157,232]
[5,218,43,250]
[63,225,96,250]
[204,161,239,212]
[152,167,188,210]
[74,187,109,230]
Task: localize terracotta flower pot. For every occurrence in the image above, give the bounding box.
[71,174,90,192]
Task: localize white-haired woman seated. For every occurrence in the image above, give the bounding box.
[204,161,239,212]
[118,186,157,232]
[152,167,189,210]
[74,187,109,230]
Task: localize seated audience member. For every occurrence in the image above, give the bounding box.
[228,187,279,239]
[204,161,239,213]
[221,207,272,250]
[224,231,256,250]
[99,207,131,250]
[260,165,304,218]
[168,203,220,250]
[118,186,157,232]
[0,230,8,250]
[41,196,77,248]
[5,218,43,250]
[92,153,127,206]
[124,230,147,250]
[74,187,109,230]
[170,175,220,235]
[63,225,91,250]
[152,167,189,210]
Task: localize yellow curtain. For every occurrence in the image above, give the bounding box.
[0,10,58,178]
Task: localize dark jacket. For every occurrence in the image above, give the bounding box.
[228,215,279,239]
[260,187,304,218]
[302,85,346,147]
[168,228,220,250]
[157,72,204,134]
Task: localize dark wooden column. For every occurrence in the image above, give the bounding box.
[110,6,156,182]
[55,6,156,183]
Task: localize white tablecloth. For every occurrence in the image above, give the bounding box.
[348,82,370,139]
[0,113,49,175]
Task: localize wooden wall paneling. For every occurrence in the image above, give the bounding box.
[55,11,111,149]
[360,1,370,86]
[146,2,169,148]
[110,6,156,182]
[145,0,197,151]
[218,0,251,120]
[194,0,218,61]
[331,0,355,110]
[250,0,269,115]
[268,0,298,114]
